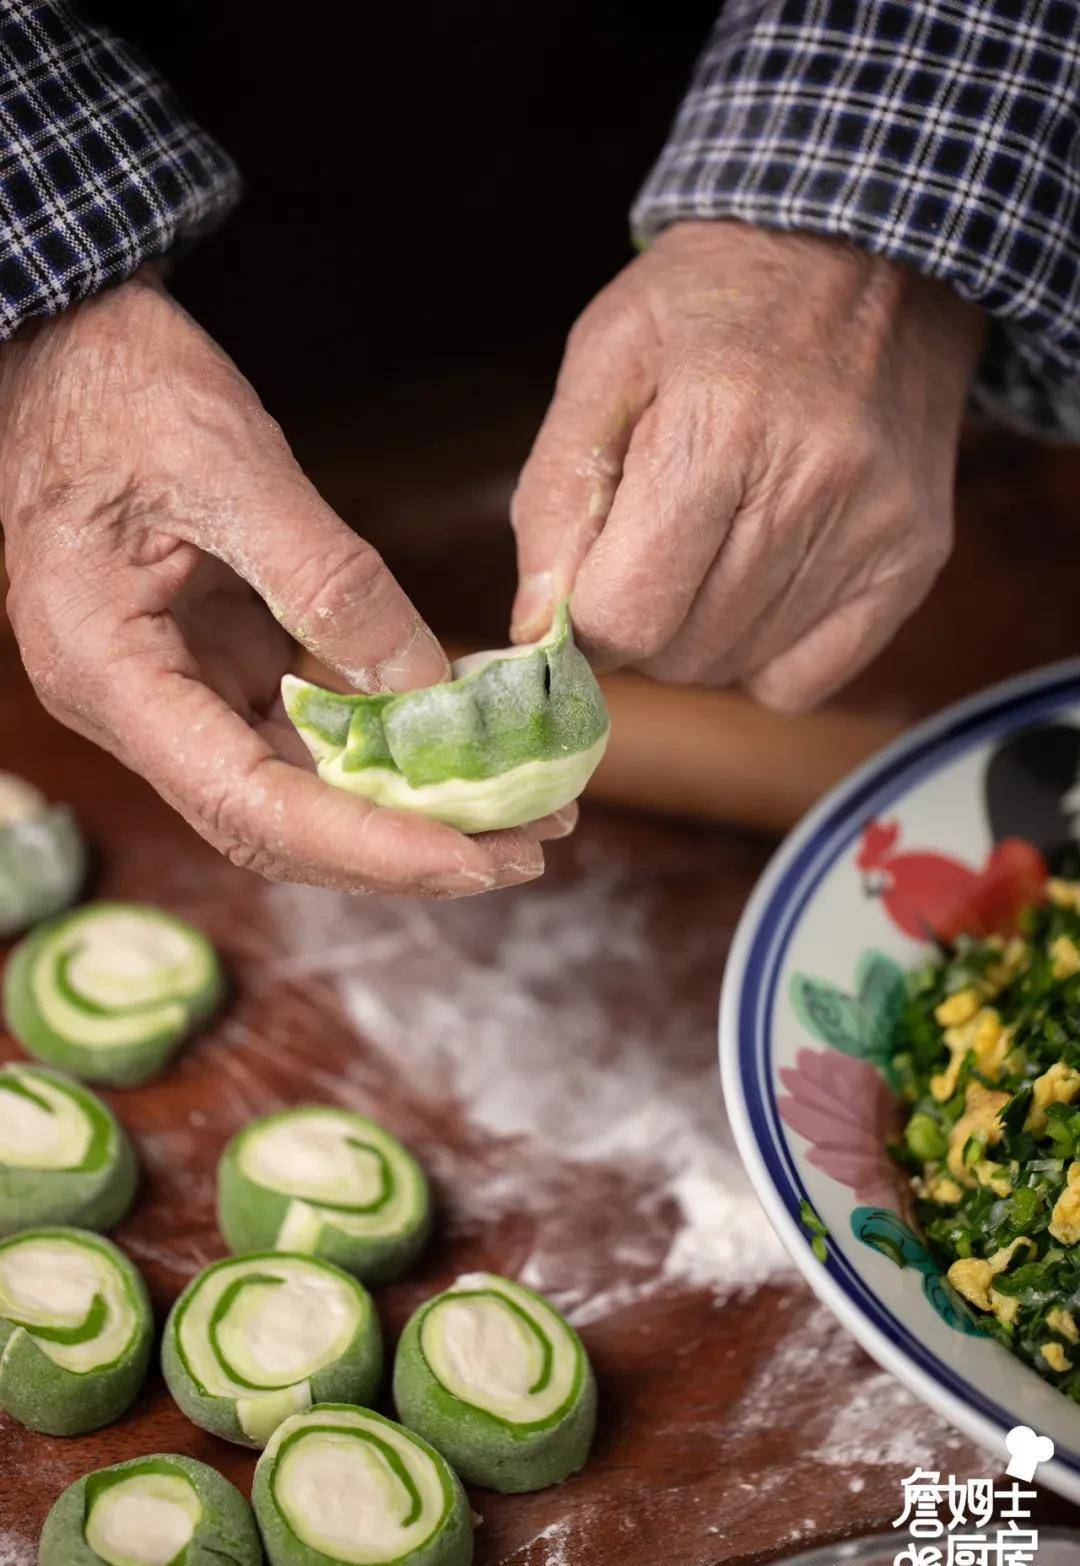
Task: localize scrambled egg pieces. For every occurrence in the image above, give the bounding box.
[1051,1162,1080,1245]
[1051,935,1080,981]
[1048,1306,1079,1343]
[945,1081,1010,1189]
[948,1239,1033,1325]
[1024,1060,1080,1135]
[1047,879,1080,911]
[930,1002,1011,1102]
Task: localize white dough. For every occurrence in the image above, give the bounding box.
[0,1235,135,1371]
[420,1273,577,1424]
[85,1473,201,1566]
[0,1073,91,1169]
[268,1411,447,1564]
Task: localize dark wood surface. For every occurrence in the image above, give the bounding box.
[1,421,1080,1564]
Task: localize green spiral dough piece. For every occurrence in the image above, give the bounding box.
[393,1272,597,1493]
[0,1063,137,1236]
[282,603,610,833]
[39,1453,263,1566]
[4,902,224,1086]
[162,1251,384,1448]
[253,1403,473,1566]
[218,1106,431,1284]
[0,772,85,938]
[0,1226,152,1434]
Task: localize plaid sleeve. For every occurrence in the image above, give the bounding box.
[0,0,239,338]
[632,0,1080,441]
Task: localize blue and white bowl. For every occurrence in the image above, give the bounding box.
[721,660,1080,1503]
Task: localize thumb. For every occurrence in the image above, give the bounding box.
[510,314,652,643]
[207,477,449,694]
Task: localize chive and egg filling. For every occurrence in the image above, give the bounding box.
[894,880,1080,1391]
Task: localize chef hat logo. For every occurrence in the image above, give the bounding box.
[1005,1425,1054,1481]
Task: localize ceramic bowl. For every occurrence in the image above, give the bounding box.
[721,661,1080,1503]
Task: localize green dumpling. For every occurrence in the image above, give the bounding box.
[39,1453,263,1565]
[4,902,224,1086]
[393,1272,596,1492]
[218,1106,431,1284]
[0,772,85,938]
[253,1403,473,1565]
[162,1251,384,1447]
[0,1226,152,1434]
[0,1062,137,1235]
[283,603,609,832]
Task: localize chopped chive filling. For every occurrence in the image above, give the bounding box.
[891,879,1080,1394]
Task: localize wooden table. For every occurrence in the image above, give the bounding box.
[2,422,1079,1564]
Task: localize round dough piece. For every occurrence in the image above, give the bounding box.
[282,602,610,833]
[253,1403,473,1566]
[4,902,224,1086]
[0,772,85,938]
[162,1251,383,1448]
[38,1452,263,1566]
[393,1272,596,1492]
[218,1106,430,1284]
[0,1062,137,1235]
[0,1226,152,1434]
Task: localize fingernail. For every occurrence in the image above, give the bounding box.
[510,571,555,643]
[376,621,451,693]
[494,856,545,889]
[546,805,578,840]
[420,866,498,896]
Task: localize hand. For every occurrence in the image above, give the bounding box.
[511,221,985,711]
[0,273,559,896]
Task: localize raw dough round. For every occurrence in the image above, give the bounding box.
[393,1272,596,1492]
[38,1453,262,1565]
[4,902,224,1086]
[218,1105,430,1284]
[0,1062,137,1235]
[253,1402,473,1565]
[0,772,85,938]
[0,1226,152,1434]
[163,1251,383,1447]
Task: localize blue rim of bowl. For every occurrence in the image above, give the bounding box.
[720,659,1080,1493]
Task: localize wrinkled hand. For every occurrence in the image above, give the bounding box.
[512,221,985,710]
[0,273,558,895]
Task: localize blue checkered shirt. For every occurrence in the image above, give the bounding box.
[634,0,1080,440]
[2,2,1077,440]
[0,0,237,338]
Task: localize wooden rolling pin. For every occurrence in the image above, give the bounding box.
[296,646,903,835]
[589,672,902,833]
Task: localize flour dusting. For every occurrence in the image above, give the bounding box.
[266,869,790,1321]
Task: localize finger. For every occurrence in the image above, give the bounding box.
[193,475,449,695]
[743,571,935,714]
[568,377,746,667]
[635,493,841,688]
[510,314,653,642]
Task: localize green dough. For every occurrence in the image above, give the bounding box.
[253,1403,473,1566]
[218,1106,431,1284]
[0,1226,152,1434]
[0,1062,137,1235]
[282,603,609,832]
[393,1272,596,1492]
[162,1252,383,1448]
[38,1453,263,1565]
[3,902,224,1086]
[0,772,85,938]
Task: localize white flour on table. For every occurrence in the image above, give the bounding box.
[266,864,791,1323]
